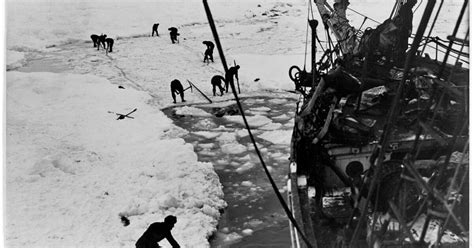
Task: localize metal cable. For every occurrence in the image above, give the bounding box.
[203,1,315,247]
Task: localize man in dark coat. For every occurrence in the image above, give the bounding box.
[97,34,107,50]
[105,37,114,53]
[225,65,240,93]
[90,34,99,47]
[211,75,225,96]
[152,23,159,37]
[168,27,180,44]
[170,79,185,103]
[202,40,215,63]
[135,215,181,248]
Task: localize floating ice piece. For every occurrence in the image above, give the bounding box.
[241,181,253,187]
[250,106,271,112]
[236,129,249,138]
[223,232,243,243]
[193,131,221,139]
[175,106,212,117]
[193,118,218,129]
[258,130,292,145]
[217,132,237,143]
[245,219,264,228]
[242,229,254,236]
[260,122,282,130]
[284,121,294,128]
[273,114,290,121]
[198,143,215,149]
[221,143,247,154]
[236,162,255,173]
[225,115,272,128]
[268,98,288,104]
[198,150,215,156]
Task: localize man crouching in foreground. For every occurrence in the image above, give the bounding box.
[136,215,181,248]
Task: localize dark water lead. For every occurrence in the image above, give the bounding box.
[163,95,297,247]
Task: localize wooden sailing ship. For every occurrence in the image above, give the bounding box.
[287,0,469,247]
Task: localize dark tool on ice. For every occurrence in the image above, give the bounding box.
[187,80,212,103]
[182,80,193,93]
[116,108,137,120]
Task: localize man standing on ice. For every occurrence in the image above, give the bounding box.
[135,215,181,248]
[225,65,240,93]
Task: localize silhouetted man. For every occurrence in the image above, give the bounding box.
[90,34,99,47]
[225,65,240,93]
[97,34,107,50]
[211,75,225,96]
[105,37,114,53]
[170,79,185,103]
[168,27,180,44]
[136,215,181,248]
[152,23,159,37]
[202,41,215,63]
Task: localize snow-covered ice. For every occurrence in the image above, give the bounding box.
[6,72,226,247]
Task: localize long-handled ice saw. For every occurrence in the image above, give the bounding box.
[187,80,212,103]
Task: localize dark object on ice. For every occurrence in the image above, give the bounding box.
[152,23,159,37]
[120,215,130,226]
[187,79,213,103]
[211,75,225,96]
[90,34,99,47]
[225,65,240,93]
[202,41,215,63]
[97,34,107,50]
[170,79,185,103]
[135,215,180,248]
[105,38,114,53]
[254,78,260,82]
[116,108,137,120]
[118,86,125,89]
[212,104,240,117]
[168,27,180,44]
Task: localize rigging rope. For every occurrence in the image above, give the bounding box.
[347,7,381,24]
[304,0,311,71]
[413,0,424,13]
[309,0,315,20]
[203,1,315,247]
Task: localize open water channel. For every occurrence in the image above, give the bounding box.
[163,95,297,247]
